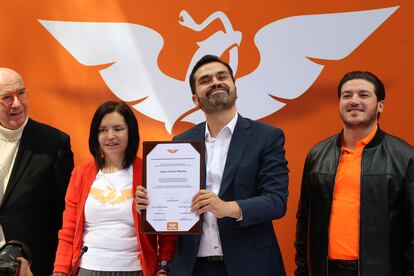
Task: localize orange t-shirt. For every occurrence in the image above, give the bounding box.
[328,126,377,260]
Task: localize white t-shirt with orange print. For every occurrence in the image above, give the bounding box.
[80,165,141,271]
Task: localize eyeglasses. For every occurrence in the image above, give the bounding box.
[0,88,27,105]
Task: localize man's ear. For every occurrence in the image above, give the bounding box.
[378,100,384,113]
[192,95,199,107]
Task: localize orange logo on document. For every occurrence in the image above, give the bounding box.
[167,149,179,154]
[167,222,178,231]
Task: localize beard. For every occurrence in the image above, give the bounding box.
[197,84,237,114]
[340,106,379,129]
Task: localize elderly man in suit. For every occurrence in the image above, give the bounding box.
[136,55,289,276]
[0,68,74,275]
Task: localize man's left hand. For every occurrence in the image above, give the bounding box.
[191,189,241,219]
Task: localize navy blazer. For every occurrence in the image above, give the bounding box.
[0,118,74,276]
[170,115,288,276]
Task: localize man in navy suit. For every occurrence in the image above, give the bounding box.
[169,55,289,276]
[0,68,74,276]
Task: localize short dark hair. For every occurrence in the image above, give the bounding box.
[337,71,385,101]
[89,101,139,169]
[189,55,235,95]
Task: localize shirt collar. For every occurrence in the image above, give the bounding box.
[360,125,378,146]
[205,113,238,139]
[342,125,378,153]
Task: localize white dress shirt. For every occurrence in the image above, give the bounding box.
[197,113,238,257]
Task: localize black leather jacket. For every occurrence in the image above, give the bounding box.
[295,129,414,276]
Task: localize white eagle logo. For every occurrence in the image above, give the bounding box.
[39,7,397,133]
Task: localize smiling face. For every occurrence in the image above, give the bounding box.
[192,61,237,114]
[98,111,129,162]
[339,78,384,129]
[0,68,28,130]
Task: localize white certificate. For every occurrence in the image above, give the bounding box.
[142,141,204,234]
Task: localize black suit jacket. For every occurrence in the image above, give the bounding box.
[0,118,74,276]
[170,115,289,276]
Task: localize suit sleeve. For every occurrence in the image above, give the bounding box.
[236,127,289,226]
[52,133,74,231]
[294,154,311,276]
[403,157,414,275]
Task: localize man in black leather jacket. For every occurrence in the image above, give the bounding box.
[295,71,414,276]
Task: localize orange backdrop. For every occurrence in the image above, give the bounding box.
[1,1,413,274]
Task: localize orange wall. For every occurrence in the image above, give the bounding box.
[1,1,412,274]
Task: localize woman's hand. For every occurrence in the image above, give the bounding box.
[135,186,149,214]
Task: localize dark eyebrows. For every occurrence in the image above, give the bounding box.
[98,124,126,129]
[216,70,230,77]
[341,89,373,97]
[197,75,210,84]
[197,70,230,84]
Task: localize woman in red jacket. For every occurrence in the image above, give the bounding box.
[53,101,176,276]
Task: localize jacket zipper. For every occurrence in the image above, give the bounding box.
[357,149,367,276]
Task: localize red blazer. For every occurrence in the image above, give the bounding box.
[53,158,176,275]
